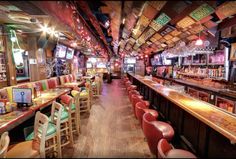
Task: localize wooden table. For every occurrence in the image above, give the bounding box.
[82,75,95,80]
[128,73,236,158]
[0,88,70,134]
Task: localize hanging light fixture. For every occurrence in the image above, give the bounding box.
[195,32,203,46]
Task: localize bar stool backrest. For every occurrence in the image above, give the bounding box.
[60,95,73,115]
[0,132,10,158]
[157,138,172,158]
[51,101,63,128]
[34,111,49,158]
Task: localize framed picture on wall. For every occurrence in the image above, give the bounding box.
[230,43,236,61]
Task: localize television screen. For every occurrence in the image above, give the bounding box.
[124,57,136,64]
[12,88,32,104]
[162,57,172,65]
[55,44,67,58]
[151,54,162,66]
[96,62,106,68]
[86,62,92,68]
[66,47,74,59]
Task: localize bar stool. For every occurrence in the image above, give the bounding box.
[6,112,49,158]
[128,90,140,102]
[85,82,92,108]
[26,101,63,158]
[135,102,158,128]
[127,85,137,92]
[59,95,74,149]
[0,132,10,158]
[71,90,83,133]
[131,94,149,118]
[142,112,174,155]
[157,139,197,158]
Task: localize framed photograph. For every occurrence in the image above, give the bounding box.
[230,43,236,61]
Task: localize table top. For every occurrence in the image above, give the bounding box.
[82,75,95,79]
[0,88,70,134]
[129,73,236,143]
[56,81,85,89]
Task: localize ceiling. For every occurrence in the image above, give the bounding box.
[0,1,236,59]
[82,0,236,57]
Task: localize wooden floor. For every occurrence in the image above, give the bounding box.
[63,79,153,158]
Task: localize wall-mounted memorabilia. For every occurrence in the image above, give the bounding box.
[177,16,195,28]
[148,1,166,11]
[230,43,236,61]
[0,26,4,52]
[149,21,163,31]
[215,1,236,20]
[153,33,162,40]
[190,3,214,21]
[154,13,171,26]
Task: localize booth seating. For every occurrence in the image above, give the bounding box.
[142,112,174,156]
[59,74,77,85]
[0,74,75,103]
[157,139,197,158]
[0,132,10,158]
[135,102,158,128]
[131,94,149,118]
[6,112,49,158]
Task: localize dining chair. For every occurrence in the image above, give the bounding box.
[0,132,10,158]
[6,111,49,158]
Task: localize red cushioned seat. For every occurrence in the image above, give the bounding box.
[128,90,140,102]
[157,138,197,158]
[47,78,57,89]
[127,85,137,92]
[135,102,158,128]
[131,94,149,117]
[142,112,174,155]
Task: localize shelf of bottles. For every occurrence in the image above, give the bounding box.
[215,96,235,114]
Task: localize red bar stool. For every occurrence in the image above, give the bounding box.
[157,139,197,158]
[142,112,174,155]
[135,102,158,128]
[131,94,149,118]
[128,90,140,102]
[127,85,137,92]
[125,81,132,89]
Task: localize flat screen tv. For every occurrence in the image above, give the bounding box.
[124,57,136,64]
[96,62,107,68]
[66,47,74,60]
[12,88,32,107]
[162,57,172,65]
[55,44,67,59]
[151,54,162,66]
[86,62,92,68]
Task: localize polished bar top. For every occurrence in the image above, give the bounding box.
[129,73,236,143]
[0,88,70,134]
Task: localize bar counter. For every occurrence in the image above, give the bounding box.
[128,73,236,158]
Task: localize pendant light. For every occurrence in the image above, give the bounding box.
[195,32,203,46]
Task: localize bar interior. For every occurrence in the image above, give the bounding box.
[0,0,236,158]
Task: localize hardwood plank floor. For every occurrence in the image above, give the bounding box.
[63,79,153,158]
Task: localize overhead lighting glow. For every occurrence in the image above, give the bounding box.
[122,18,126,24]
[41,25,49,33]
[195,38,203,46]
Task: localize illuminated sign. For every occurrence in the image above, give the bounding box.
[155,13,171,26]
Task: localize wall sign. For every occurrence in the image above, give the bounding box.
[160,25,176,36]
[155,13,171,26]
[177,16,195,28]
[190,3,214,21]
[149,21,162,31]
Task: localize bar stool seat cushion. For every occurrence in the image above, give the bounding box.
[71,103,76,110]
[166,149,196,158]
[6,140,39,158]
[151,121,174,141]
[25,123,57,141]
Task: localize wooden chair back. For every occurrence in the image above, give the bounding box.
[51,101,63,129]
[34,111,49,158]
[0,132,10,158]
